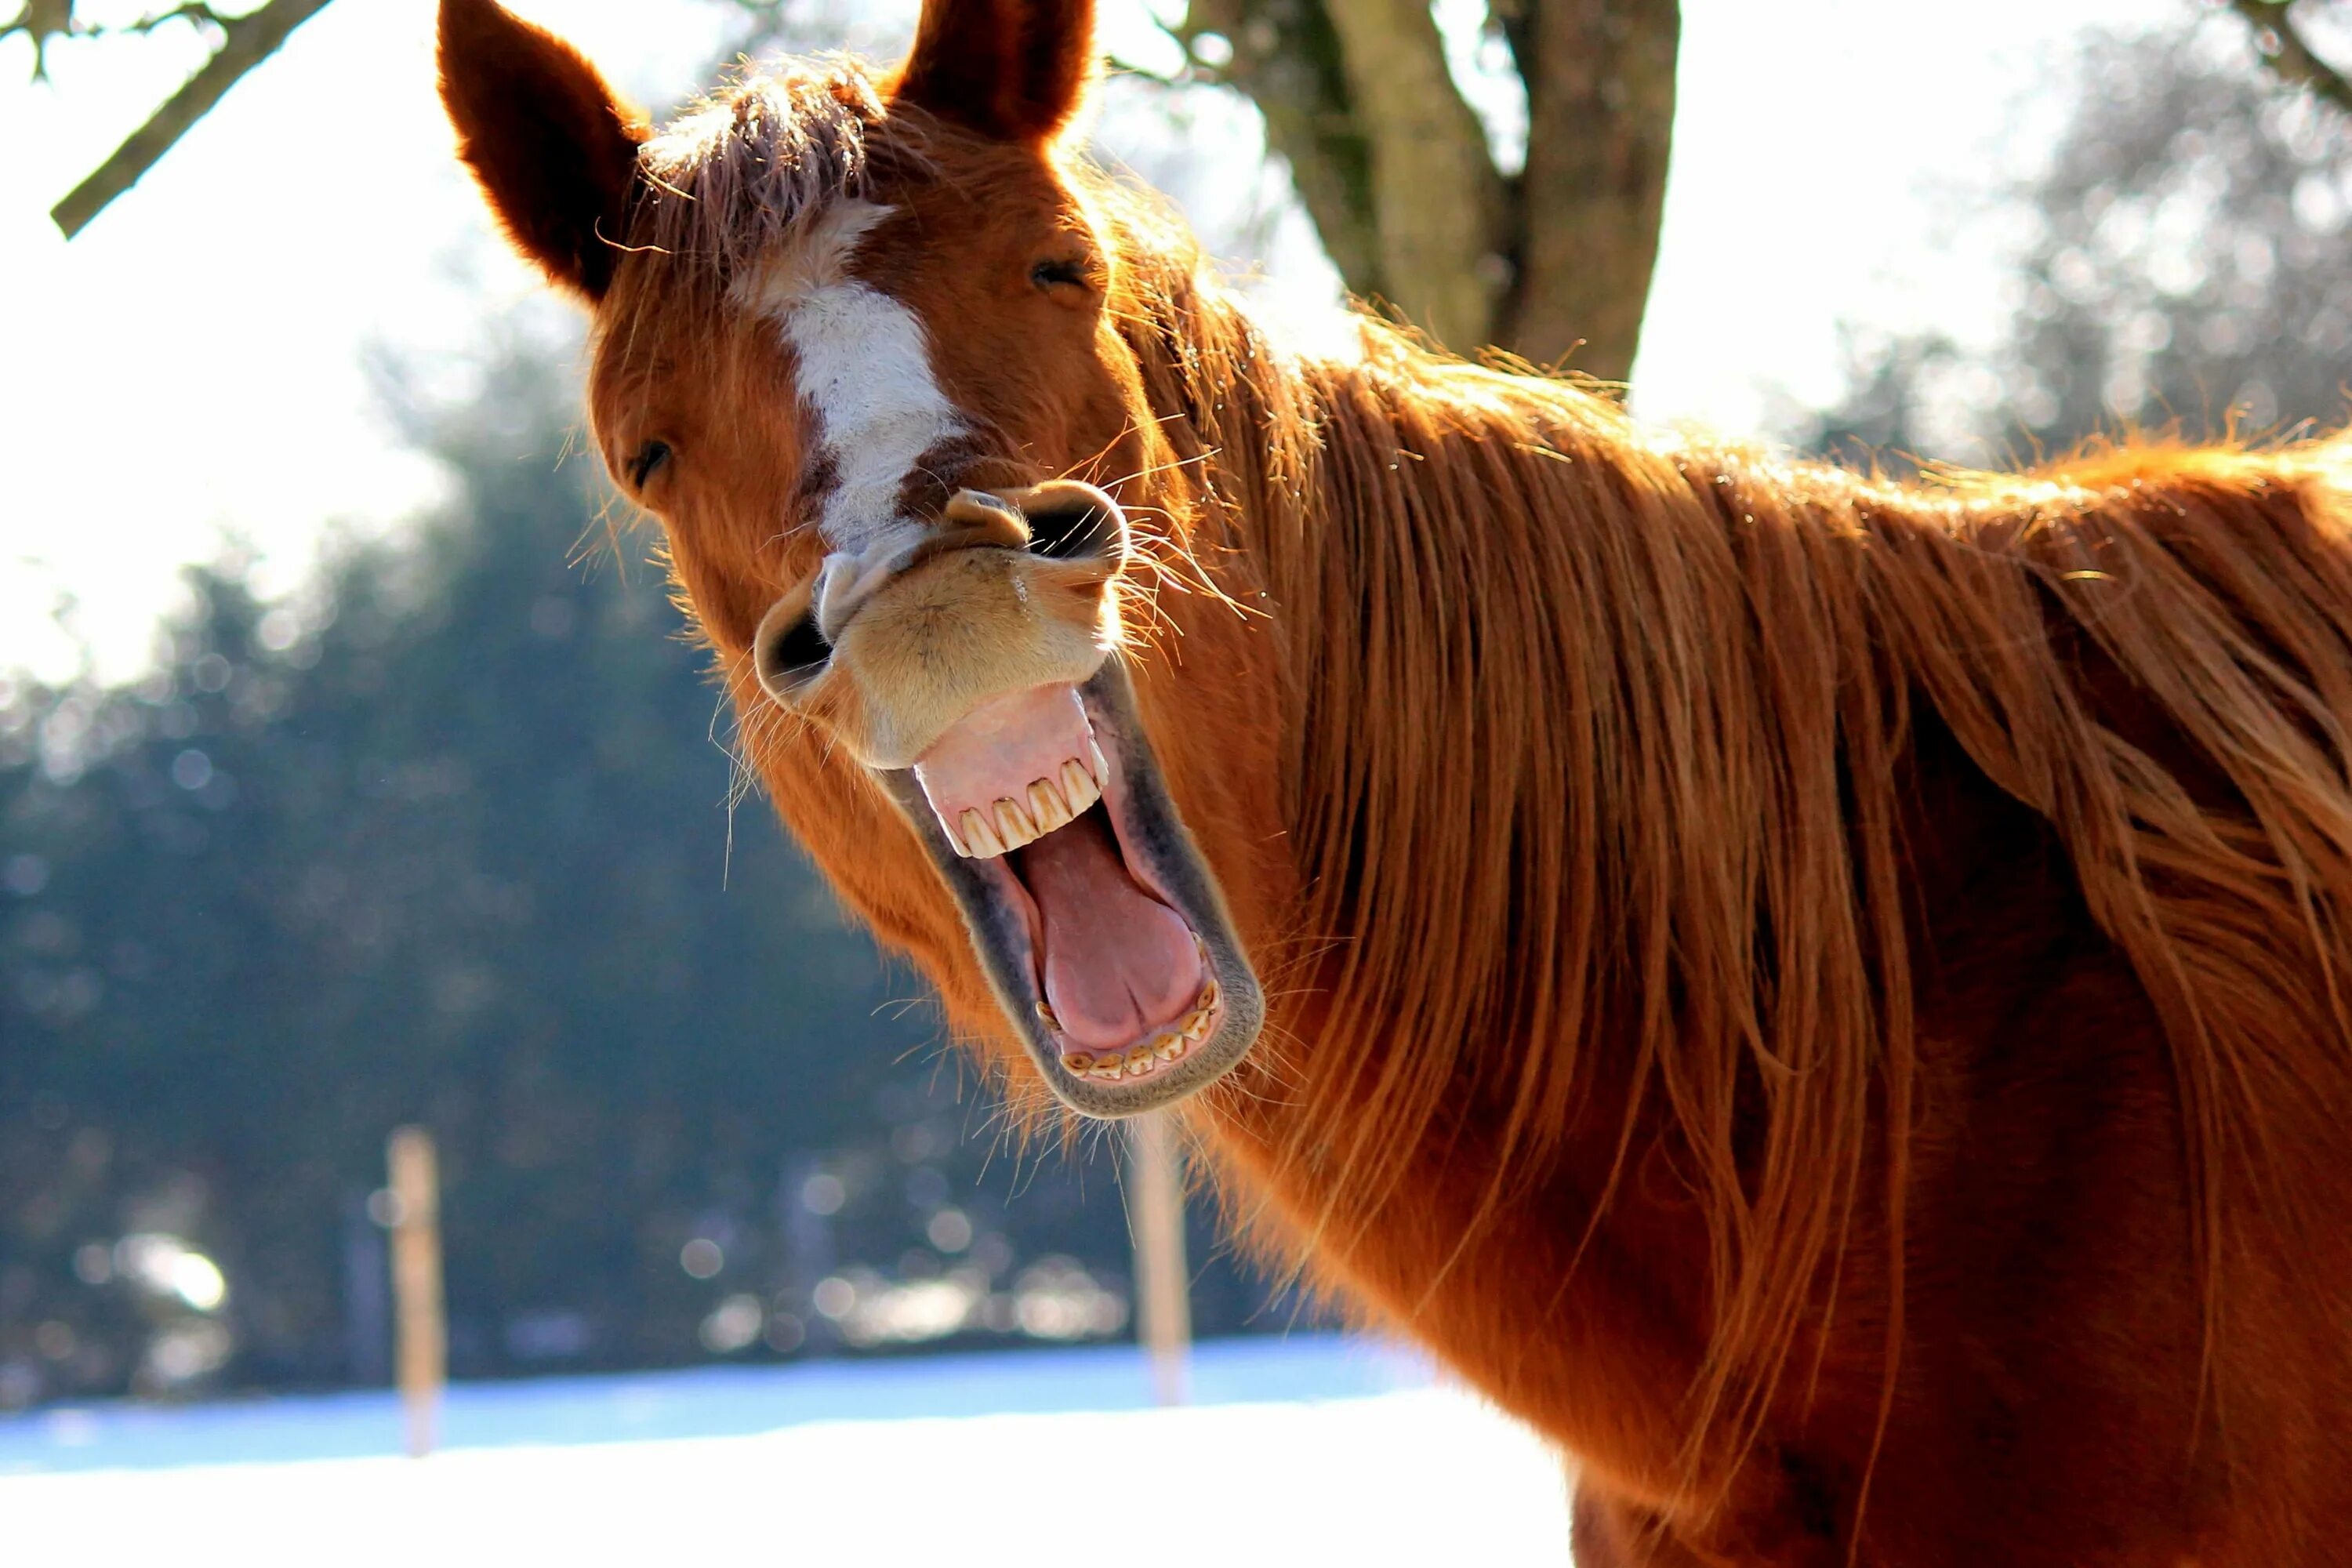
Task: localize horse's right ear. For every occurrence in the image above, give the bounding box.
[891,0,1095,143]
[437,0,648,301]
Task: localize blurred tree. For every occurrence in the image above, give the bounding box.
[1998,20,2352,449]
[1148,0,1678,379]
[0,336,1288,1406]
[1791,12,2352,466]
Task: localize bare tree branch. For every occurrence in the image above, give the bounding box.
[9,2,236,81]
[2226,0,2352,119]
[50,0,335,239]
[122,5,238,37]
[4,0,78,79]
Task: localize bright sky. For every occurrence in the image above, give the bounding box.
[1,0,2169,685]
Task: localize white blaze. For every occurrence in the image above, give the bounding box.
[745,200,965,555]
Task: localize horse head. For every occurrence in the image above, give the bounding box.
[437,0,1269,1119]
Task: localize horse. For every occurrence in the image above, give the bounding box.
[437,2,2352,1560]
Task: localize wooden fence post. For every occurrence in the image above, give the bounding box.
[1127,1109,1192,1406]
[387,1126,445,1458]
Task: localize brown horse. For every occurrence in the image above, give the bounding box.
[437,2,2352,1560]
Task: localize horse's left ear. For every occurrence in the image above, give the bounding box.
[891,0,1096,143]
[437,0,649,301]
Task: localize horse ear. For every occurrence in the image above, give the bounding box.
[437,0,648,301]
[891,0,1096,143]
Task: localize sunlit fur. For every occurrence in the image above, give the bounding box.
[445,5,2352,1560]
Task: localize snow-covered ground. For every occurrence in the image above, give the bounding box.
[0,1337,1573,1566]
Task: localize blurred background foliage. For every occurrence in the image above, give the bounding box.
[1795,11,2352,466]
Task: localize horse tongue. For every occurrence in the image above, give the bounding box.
[1017,817,1202,1051]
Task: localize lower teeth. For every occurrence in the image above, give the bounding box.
[1047,969,1221,1082]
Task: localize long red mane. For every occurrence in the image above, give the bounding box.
[1109,209,2352,1504]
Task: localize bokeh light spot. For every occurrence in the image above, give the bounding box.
[799,1173,844,1216]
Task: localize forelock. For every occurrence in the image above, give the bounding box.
[625,60,936,287]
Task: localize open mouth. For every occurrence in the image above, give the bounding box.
[877,666,1264,1116]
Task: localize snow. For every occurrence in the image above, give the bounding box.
[0,1337,1573,1566]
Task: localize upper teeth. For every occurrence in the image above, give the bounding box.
[948,755,1103,858]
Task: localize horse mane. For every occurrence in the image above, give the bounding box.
[1090,180,2352,1493]
[611,53,2352,1508]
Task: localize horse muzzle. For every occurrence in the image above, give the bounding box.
[750,481,1127,768]
[746,482,1265,1119]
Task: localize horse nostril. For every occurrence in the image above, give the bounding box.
[1024,493,1117,561]
[753,598,830,702]
[942,481,1124,564]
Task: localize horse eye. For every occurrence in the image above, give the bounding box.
[1030,259,1089,292]
[627,441,673,490]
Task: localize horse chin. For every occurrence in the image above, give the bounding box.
[879,663,1265,1118]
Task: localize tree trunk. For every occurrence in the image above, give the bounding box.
[1318,0,1509,352]
[1175,0,1679,387]
[1498,0,1679,381]
[1184,0,1388,301]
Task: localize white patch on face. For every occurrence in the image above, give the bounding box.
[742,199,966,557]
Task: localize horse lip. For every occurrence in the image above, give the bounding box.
[877,663,1265,1117]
